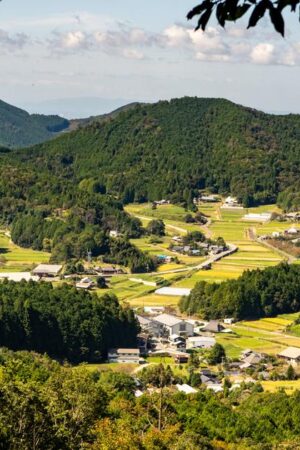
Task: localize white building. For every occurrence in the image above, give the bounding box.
[286,227,299,235]
[155,287,191,297]
[186,336,216,349]
[108,348,141,364]
[176,384,198,394]
[32,264,62,278]
[278,347,300,366]
[243,213,271,222]
[152,313,194,337]
[76,277,95,290]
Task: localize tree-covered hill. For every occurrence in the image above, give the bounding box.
[12,96,300,210]
[179,263,300,320]
[0,99,69,148]
[0,280,139,363]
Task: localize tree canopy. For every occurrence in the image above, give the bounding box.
[180,263,300,320]
[0,280,139,363]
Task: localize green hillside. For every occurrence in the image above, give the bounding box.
[14,97,300,210]
[0,99,69,148]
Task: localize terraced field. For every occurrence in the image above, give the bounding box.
[0,232,50,272]
[216,313,300,359]
[122,202,295,306]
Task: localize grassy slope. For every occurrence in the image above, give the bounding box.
[0,232,49,272]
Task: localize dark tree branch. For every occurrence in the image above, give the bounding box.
[187,0,300,36]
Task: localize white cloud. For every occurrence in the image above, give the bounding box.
[0,29,29,51]
[3,13,300,67]
[61,31,88,49]
[122,48,144,60]
[250,43,275,64]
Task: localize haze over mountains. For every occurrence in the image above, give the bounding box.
[0,98,140,148]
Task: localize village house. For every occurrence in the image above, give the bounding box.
[152,313,194,337]
[143,306,165,315]
[278,347,300,366]
[240,351,263,369]
[97,266,124,277]
[75,277,95,290]
[186,336,216,349]
[176,384,198,394]
[32,264,63,278]
[285,227,299,235]
[109,230,121,238]
[108,348,142,364]
[173,353,189,364]
[202,321,225,333]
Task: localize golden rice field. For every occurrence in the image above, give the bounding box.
[261,380,300,394]
[117,202,295,307]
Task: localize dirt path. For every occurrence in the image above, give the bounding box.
[201,218,213,239]
[135,215,187,234]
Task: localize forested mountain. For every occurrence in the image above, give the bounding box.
[1,96,300,265]
[0,99,69,148]
[11,96,300,210]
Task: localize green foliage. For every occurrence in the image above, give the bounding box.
[96,276,107,289]
[7,97,300,210]
[146,219,166,236]
[207,343,226,365]
[139,364,180,387]
[180,263,300,320]
[0,280,139,363]
[0,99,69,148]
[286,365,297,380]
[0,350,300,447]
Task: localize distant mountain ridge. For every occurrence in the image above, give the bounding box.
[0,99,141,148]
[0,99,71,148]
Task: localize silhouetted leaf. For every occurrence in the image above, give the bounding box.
[247,0,270,28]
[187,1,212,19]
[216,3,227,26]
[269,5,285,35]
[196,7,213,30]
[235,3,252,18]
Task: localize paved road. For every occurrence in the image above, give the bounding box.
[147,244,238,275]
[128,213,238,275]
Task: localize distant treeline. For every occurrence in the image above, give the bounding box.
[179,263,300,320]
[0,280,139,363]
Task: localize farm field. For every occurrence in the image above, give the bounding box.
[122,202,288,306]
[261,380,300,394]
[0,232,50,272]
[217,313,300,359]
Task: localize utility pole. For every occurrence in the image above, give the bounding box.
[87,249,92,263]
[158,365,163,432]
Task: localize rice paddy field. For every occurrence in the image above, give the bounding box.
[123,201,291,306]
[0,232,50,272]
[216,313,300,359]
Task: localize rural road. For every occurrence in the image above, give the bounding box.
[249,227,295,264]
[146,243,238,275]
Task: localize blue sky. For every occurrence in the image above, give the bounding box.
[0,0,300,117]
